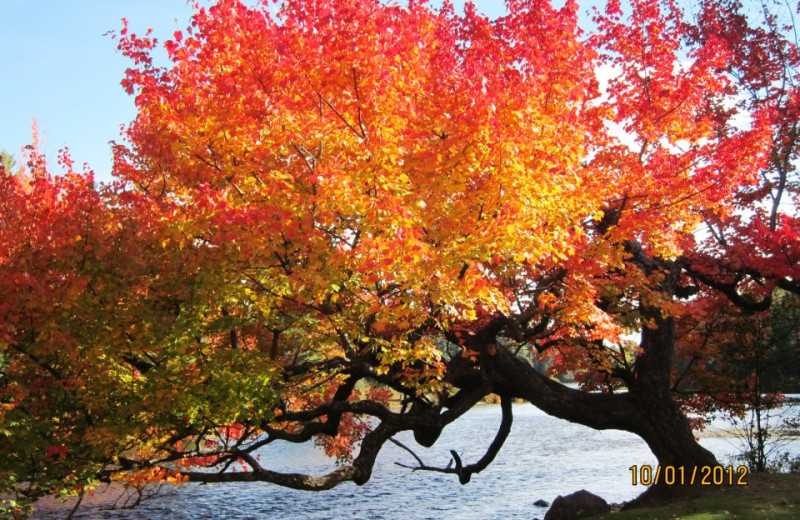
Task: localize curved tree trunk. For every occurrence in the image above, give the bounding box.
[627,390,718,468]
[490,312,718,471]
[627,310,718,468]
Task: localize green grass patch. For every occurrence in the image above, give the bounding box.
[592,474,800,520]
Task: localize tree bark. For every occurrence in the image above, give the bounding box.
[627,391,718,468]
[630,310,719,468]
[491,316,718,470]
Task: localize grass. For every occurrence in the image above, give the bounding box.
[591,474,800,520]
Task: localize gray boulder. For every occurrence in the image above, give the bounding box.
[543,489,610,520]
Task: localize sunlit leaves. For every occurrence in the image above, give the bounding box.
[4,0,800,512]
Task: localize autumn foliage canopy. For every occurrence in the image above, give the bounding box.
[1,0,798,514]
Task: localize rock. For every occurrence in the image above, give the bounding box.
[533,499,550,507]
[543,490,610,520]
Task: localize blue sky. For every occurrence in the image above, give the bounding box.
[1,1,507,183]
[1,1,197,182]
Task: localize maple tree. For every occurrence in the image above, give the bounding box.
[2,0,800,515]
[671,0,800,420]
[0,142,252,514]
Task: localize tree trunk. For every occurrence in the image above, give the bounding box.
[491,312,719,471]
[626,311,719,468]
[628,390,718,468]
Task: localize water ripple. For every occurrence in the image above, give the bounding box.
[32,403,798,519]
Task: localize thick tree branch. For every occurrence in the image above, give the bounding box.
[179,420,397,490]
[179,464,358,490]
[685,267,773,312]
[491,344,639,431]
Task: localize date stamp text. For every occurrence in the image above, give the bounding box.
[629,465,748,486]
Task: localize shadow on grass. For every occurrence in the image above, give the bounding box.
[591,474,800,520]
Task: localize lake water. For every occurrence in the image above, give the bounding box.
[32,402,799,519]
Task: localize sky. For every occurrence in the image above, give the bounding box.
[1,1,196,182]
[0,0,507,183]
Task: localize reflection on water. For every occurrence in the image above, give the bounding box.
[32,403,797,519]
